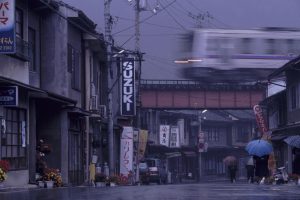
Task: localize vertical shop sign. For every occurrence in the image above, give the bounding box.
[120,58,135,116]
[253,105,270,140]
[159,125,170,147]
[0,0,15,53]
[170,126,179,147]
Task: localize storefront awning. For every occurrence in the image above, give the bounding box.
[165,152,181,158]
[0,75,77,105]
[271,123,300,141]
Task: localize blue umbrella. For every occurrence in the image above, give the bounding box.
[284,135,300,148]
[245,139,273,157]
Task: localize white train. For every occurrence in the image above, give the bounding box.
[178,28,300,82]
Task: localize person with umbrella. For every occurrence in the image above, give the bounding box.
[223,156,238,183]
[245,139,273,182]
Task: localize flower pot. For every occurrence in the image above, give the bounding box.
[38,181,45,188]
[45,181,54,188]
[95,182,106,187]
[110,182,116,187]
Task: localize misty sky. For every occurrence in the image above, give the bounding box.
[62,0,300,80]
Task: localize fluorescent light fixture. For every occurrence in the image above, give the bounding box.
[118,49,125,54]
[188,59,203,62]
[202,109,207,113]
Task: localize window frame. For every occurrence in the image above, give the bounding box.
[67,44,81,91]
[289,84,298,110]
[1,108,27,170]
[28,27,36,72]
[15,8,23,39]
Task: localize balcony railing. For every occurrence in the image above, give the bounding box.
[8,37,31,61]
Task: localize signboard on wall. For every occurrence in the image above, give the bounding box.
[0,86,18,106]
[0,0,15,53]
[170,126,180,147]
[159,125,170,147]
[120,57,136,116]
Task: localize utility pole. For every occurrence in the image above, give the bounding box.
[135,0,141,128]
[135,0,141,184]
[104,0,114,175]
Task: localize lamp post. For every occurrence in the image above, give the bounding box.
[198,109,207,182]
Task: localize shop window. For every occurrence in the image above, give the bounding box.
[236,126,249,143]
[205,128,219,142]
[1,108,27,170]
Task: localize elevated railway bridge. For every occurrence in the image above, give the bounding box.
[140,79,266,110]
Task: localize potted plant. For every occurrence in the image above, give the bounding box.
[0,160,10,184]
[108,175,120,187]
[94,173,107,187]
[43,168,62,188]
[288,173,300,185]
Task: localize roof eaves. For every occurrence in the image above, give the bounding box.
[268,55,300,79]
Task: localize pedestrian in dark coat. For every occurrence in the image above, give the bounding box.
[246,156,255,183]
[228,164,238,183]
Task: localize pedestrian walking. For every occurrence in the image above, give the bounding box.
[228,164,238,183]
[254,155,269,182]
[245,156,255,183]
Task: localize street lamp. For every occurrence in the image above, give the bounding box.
[198,109,207,182]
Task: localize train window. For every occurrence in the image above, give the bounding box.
[207,38,219,53]
[266,39,276,54]
[286,39,294,54]
[241,38,252,54]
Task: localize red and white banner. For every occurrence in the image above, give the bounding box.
[253,105,270,140]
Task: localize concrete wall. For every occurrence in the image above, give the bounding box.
[3,170,29,187]
[40,12,68,96]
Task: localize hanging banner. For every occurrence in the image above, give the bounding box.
[159,125,170,147]
[120,138,133,176]
[253,105,270,140]
[138,129,148,161]
[170,126,180,148]
[0,0,15,54]
[121,126,134,139]
[120,57,135,116]
[120,126,134,176]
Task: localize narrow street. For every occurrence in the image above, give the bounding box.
[1,182,300,200]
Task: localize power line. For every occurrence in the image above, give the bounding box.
[112,0,177,36]
[117,33,181,37]
[115,15,183,31]
[159,1,187,31]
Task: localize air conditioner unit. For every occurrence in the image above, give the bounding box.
[99,105,107,118]
[89,95,98,111]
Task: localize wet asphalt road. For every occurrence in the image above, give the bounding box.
[1,182,300,200]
